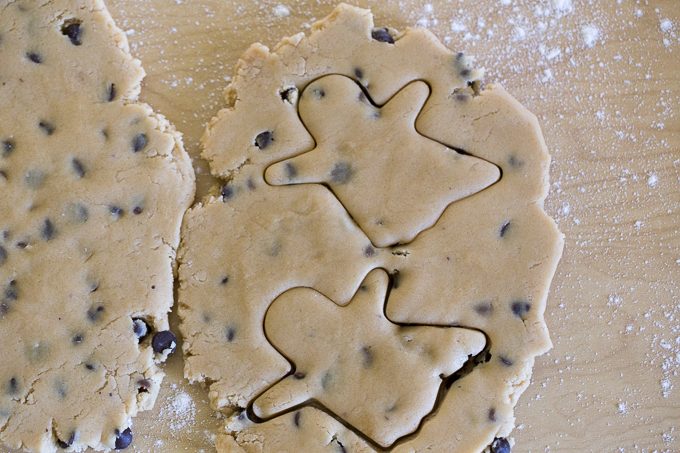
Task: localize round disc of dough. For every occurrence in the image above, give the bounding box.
[178,3,562,451]
[0,0,194,451]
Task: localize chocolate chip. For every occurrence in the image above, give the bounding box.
[7,377,18,395]
[109,206,124,218]
[87,305,105,322]
[511,300,531,318]
[488,407,497,422]
[371,27,394,44]
[354,67,364,79]
[107,83,116,102]
[460,68,471,78]
[220,184,234,201]
[247,178,256,190]
[284,162,297,179]
[254,131,273,150]
[4,280,17,301]
[132,133,147,152]
[84,363,95,371]
[226,326,236,342]
[40,218,55,241]
[499,221,511,237]
[312,87,326,99]
[26,52,43,64]
[358,91,368,103]
[389,269,401,289]
[69,158,86,179]
[61,20,83,46]
[39,121,55,135]
[2,139,14,157]
[56,431,76,448]
[56,381,67,398]
[220,275,229,285]
[0,245,6,267]
[279,87,298,104]
[132,318,148,341]
[321,371,332,390]
[360,345,373,368]
[132,206,143,215]
[330,161,353,184]
[151,330,176,354]
[499,356,513,367]
[363,245,375,257]
[508,155,523,168]
[490,437,511,453]
[137,379,151,393]
[293,411,301,428]
[474,301,493,316]
[16,241,28,249]
[114,428,133,450]
[293,371,306,380]
[72,333,84,345]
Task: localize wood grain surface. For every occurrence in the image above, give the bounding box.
[39,0,680,451]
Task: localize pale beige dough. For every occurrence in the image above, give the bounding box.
[254,269,485,447]
[265,75,500,247]
[179,3,563,451]
[0,1,194,451]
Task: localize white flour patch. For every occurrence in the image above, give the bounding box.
[581,24,600,48]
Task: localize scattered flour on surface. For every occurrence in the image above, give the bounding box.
[581,24,600,48]
[272,4,290,18]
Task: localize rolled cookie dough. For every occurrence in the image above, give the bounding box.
[0,0,194,451]
[179,3,563,451]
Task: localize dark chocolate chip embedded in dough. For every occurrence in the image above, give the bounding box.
[220,275,229,285]
[499,221,511,237]
[279,87,297,103]
[56,431,76,449]
[490,437,511,453]
[321,371,332,390]
[71,158,86,178]
[137,379,151,393]
[132,318,149,341]
[488,407,497,422]
[254,131,273,150]
[474,301,493,316]
[87,305,105,322]
[360,345,373,368]
[220,184,234,201]
[226,326,236,342]
[132,133,147,152]
[109,206,124,218]
[293,411,301,428]
[312,87,326,99]
[284,162,297,179]
[5,280,18,301]
[293,371,306,380]
[84,363,95,371]
[132,206,143,215]
[371,27,394,44]
[71,334,84,345]
[499,356,513,367]
[107,83,117,102]
[152,330,177,354]
[26,52,43,64]
[114,428,133,450]
[0,245,6,266]
[8,377,18,395]
[2,139,14,157]
[389,269,401,289]
[511,300,531,318]
[39,121,55,135]
[354,67,364,79]
[61,20,83,46]
[363,245,375,257]
[16,240,28,249]
[508,155,524,168]
[330,161,353,184]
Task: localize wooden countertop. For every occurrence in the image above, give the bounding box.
[84,0,680,451]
